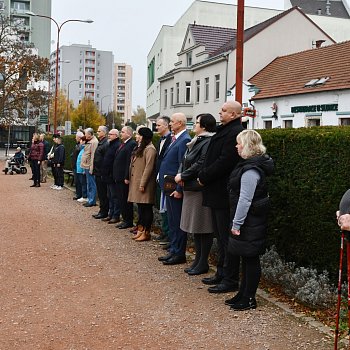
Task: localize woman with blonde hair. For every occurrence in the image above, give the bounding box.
[225,130,274,311]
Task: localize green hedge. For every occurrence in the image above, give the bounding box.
[60,127,348,279]
[259,126,350,280]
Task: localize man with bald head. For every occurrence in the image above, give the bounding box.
[198,100,244,293]
[158,113,191,265]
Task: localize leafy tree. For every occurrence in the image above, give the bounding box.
[48,89,69,127]
[131,105,146,126]
[70,97,105,131]
[105,110,123,130]
[0,15,50,125]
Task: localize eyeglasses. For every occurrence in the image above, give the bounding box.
[108,133,117,135]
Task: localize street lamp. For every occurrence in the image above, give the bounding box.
[66,79,80,122]
[100,94,111,115]
[26,11,93,133]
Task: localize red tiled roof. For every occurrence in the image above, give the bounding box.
[250,41,350,100]
[291,0,350,18]
[210,6,333,57]
[183,24,236,56]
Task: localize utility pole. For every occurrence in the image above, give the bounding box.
[235,0,244,104]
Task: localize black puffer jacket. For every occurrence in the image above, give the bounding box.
[228,154,274,257]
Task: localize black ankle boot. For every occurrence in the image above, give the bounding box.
[231,296,257,311]
[225,292,243,306]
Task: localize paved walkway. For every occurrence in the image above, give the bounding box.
[0,160,336,349]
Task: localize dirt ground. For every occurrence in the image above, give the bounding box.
[0,159,335,350]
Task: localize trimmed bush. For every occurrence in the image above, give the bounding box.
[259,126,350,281]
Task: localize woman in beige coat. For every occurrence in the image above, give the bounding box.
[127,127,157,241]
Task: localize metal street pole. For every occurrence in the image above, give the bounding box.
[26,12,93,133]
[235,0,244,104]
[66,79,80,122]
[100,94,111,115]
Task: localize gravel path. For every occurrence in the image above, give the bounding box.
[0,160,334,349]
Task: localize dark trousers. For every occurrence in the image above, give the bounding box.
[96,175,109,215]
[211,207,240,286]
[76,172,87,198]
[55,166,64,187]
[31,160,40,185]
[107,183,120,219]
[239,255,261,298]
[115,181,133,225]
[137,203,153,230]
[191,233,213,271]
[166,195,187,257]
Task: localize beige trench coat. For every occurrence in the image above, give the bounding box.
[127,143,157,204]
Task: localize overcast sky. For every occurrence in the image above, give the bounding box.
[50,0,286,110]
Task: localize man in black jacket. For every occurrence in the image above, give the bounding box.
[51,134,65,190]
[198,100,244,293]
[92,126,109,219]
[155,116,172,244]
[101,129,121,224]
[113,126,137,229]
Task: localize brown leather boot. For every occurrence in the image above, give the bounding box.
[132,225,144,240]
[135,229,151,242]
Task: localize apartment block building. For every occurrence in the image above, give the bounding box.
[50,44,114,114]
[114,63,132,124]
[1,0,51,58]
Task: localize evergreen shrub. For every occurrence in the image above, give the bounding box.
[258,126,350,281]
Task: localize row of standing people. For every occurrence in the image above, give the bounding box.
[71,99,273,311]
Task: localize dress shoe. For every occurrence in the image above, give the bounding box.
[108,218,119,224]
[116,222,134,229]
[35,184,41,187]
[158,253,173,262]
[187,266,209,276]
[202,275,223,285]
[155,234,166,241]
[162,243,171,250]
[101,217,112,222]
[73,196,78,200]
[93,213,108,219]
[163,255,187,265]
[208,283,238,294]
[184,266,194,273]
[30,184,37,187]
[230,297,257,311]
[225,292,243,306]
[83,203,96,207]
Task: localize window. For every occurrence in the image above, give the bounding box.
[176,83,180,104]
[283,120,293,128]
[307,118,320,127]
[340,118,350,126]
[204,77,209,101]
[164,89,167,109]
[264,120,272,129]
[147,57,155,88]
[196,80,200,103]
[170,87,174,106]
[12,1,29,11]
[186,52,192,66]
[215,74,220,100]
[185,82,191,103]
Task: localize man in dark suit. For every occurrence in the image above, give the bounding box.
[198,100,244,293]
[158,113,191,265]
[155,116,172,245]
[113,126,137,229]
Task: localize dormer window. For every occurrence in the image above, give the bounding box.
[186,52,192,67]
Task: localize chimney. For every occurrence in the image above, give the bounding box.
[326,5,331,15]
[317,8,322,15]
[315,40,326,48]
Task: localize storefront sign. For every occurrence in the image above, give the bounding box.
[243,108,256,118]
[291,104,338,113]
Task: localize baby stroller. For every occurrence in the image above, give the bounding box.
[4,156,27,175]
